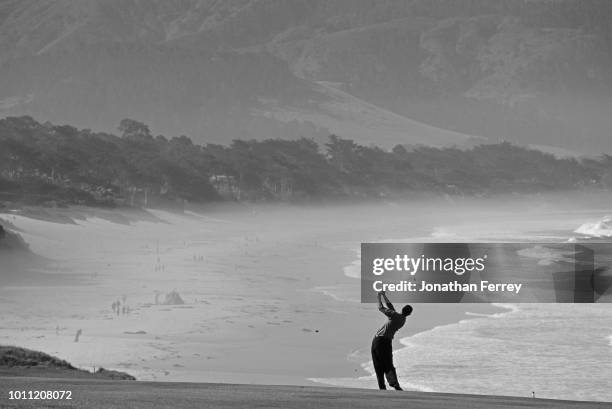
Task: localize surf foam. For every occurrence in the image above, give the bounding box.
[574,216,612,237]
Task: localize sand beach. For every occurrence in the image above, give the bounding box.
[1,193,612,399]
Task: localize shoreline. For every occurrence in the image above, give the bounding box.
[2,202,611,400]
[310,241,515,390]
[310,300,510,391]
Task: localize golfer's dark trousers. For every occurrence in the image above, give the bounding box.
[371,336,398,390]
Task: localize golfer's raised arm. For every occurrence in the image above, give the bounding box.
[382,292,395,311]
[377,291,384,308]
[377,292,395,317]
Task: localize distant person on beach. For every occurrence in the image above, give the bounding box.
[371,291,412,391]
[74,329,82,342]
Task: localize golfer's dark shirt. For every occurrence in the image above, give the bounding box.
[375,304,405,339]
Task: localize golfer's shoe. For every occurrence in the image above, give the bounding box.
[385,368,402,390]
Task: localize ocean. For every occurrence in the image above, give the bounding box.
[313,211,612,402]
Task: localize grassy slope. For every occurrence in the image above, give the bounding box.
[0,378,609,409]
[0,346,135,381]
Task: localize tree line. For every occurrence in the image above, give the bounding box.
[0,116,611,207]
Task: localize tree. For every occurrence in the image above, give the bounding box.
[118,119,152,141]
[325,135,359,174]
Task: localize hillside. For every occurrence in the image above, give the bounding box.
[0,1,611,152]
[0,218,35,283]
[0,346,135,380]
[0,222,28,253]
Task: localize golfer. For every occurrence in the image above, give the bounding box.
[371,291,412,390]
